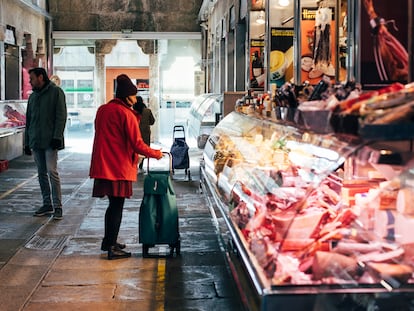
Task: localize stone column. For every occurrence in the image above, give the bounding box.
[94,53,106,106]
[137,40,160,144]
[149,53,160,144]
[94,40,116,107]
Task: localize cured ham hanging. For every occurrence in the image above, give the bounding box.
[309,1,335,78]
[363,0,409,82]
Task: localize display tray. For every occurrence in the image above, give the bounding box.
[232,214,414,294]
[295,108,333,134]
[359,123,414,141]
[270,282,414,292]
[204,166,414,296]
[330,113,359,136]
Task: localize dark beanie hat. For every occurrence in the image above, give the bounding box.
[115,74,137,98]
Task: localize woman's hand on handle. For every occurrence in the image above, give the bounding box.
[156,150,163,160]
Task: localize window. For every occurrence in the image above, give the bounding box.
[77,93,94,108]
[77,79,93,91]
[65,93,75,108]
[61,80,74,90]
[176,101,192,108]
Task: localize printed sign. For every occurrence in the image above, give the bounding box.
[270,28,294,86]
[359,0,409,88]
[300,6,337,84]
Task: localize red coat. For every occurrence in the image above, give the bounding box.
[89,98,161,181]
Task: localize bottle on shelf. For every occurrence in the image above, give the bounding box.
[256,93,264,115]
[309,75,331,101]
[252,51,263,78]
[263,92,272,117]
[246,89,255,115]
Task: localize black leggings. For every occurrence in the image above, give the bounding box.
[103,196,125,247]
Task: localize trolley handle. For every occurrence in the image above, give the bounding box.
[146,151,173,175]
[173,125,186,140]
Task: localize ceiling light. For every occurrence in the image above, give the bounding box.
[278,0,290,6]
[256,11,265,24]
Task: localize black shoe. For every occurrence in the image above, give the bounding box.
[53,207,63,220]
[101,241,126,251]
[33,205,54,217]
[108,246,131,260]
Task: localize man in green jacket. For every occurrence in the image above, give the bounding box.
[25,67,67,220]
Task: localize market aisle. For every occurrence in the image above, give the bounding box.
[0,131,243,311]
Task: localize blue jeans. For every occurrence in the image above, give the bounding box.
[33,148,62,208]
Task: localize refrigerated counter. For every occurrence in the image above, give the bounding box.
[200,111,414,310]
[0,101,27,161]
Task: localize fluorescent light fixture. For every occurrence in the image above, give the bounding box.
[256,11,265,24]
[278,0,290,6]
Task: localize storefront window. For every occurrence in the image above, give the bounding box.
[237,0,351,93]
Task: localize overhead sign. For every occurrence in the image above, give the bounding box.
[5,28,16,45]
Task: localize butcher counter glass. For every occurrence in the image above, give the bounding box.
[200,111,414,310]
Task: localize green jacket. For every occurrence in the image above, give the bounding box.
[139,107,155,146]
[25,81,67,150]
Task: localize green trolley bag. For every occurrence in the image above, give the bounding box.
[139,153,180,257]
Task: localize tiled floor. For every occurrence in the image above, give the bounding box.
[0,131,244,311]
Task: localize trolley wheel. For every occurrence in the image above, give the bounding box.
[176,239,181,256]
[168,239,181,257]
[168,245,174,257]
[142,244,150,258]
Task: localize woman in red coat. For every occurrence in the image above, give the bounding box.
[89,74,162,260]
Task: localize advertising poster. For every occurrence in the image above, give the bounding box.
[250,39,265,89]
[360,0,409,88]
[136,79,150,102]
[270,27,294,86]
[300,6,337,84]
[136,79,149,90]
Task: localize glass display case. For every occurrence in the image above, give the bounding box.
[0,101,27,161]
[201,111,414,310]
[0,101,26,132]
[187,93,222,148]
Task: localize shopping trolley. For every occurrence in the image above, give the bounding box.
[139,152,180,257]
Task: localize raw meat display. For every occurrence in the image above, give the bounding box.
[0,104,26,128]
[203,111,414,290]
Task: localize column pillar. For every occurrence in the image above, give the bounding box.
[137,40,160,144]
[95,53,105,106]
[149,53,160,143]
[94,40,116,106]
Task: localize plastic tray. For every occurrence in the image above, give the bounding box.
[359,123,414,141]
